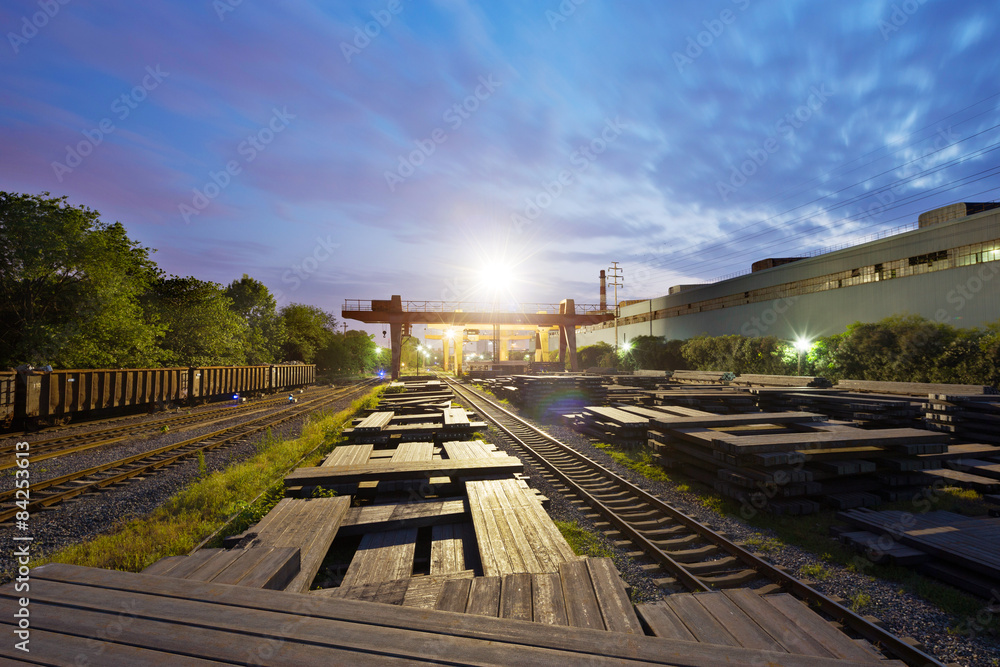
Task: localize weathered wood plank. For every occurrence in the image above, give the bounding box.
[531,572,568,626]
[586,558,641,634]
[340,528,417,588]
[558,559,604,631]
[664,594,739,646]
[693,591,785,651]
[765,593,880,661]
[635,602,696,641]
[431,522,467,574]
[465,576,502,617]
[340,498,467,536]
[500,572,533,621]
[18,564,905,667]
[435,577,472,613]
[286,458,523,486]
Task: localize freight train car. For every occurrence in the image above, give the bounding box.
[188,365,271,402]
[270,363,315,391]
[0,371,15,428]
[4,363,317,429]
[18,367,190,423]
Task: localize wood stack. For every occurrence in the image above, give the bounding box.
[564,406,649,447]
[480,375,606,416]
[645,410,970,514]
[731,374,831,388]
[925,393,1000,444]
[835,509,1000,598]
[670,370,735,384]
[750,389,926,428]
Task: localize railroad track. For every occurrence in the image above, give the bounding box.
[0,380,378,524]
[446,377,945,667]
[0,392,318,471]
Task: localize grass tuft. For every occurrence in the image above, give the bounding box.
[555,520,613,558]
[592,442,672,482]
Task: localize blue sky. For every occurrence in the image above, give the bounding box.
[2,0,998,329]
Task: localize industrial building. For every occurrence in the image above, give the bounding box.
[577,203,1000,347]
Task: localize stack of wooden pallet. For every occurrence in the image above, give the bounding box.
[645,387,758,414]
[925,393,1000,444]
[564,406,650,447]
[646,409,970,514]
[836,508,1000,598]
[731,374,831,388]
[670,370,735,384]
[750,389,926,428]
[342,409,487,445]
[484,375,606,416]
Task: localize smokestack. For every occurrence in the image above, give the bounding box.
[600,270,607,312]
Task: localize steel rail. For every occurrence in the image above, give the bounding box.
[447,378,945,667]
[0,381,376,522]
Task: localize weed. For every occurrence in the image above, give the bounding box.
[311,486,338,498]
[593,442,671,482]
[744,534,784,554]
[849,591,872,612]
[555,520,613,558]
[799,562,832,581]
[196,451,207,479]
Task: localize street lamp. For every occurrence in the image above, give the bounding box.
[793,338,812,375]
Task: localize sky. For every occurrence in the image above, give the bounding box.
[2,0,998,337]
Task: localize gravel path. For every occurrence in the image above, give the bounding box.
[457,383,1000,667]
[0,386,360,583]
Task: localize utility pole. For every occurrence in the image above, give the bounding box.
[608,262,623,356]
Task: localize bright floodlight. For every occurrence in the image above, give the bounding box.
[445,330,454,339]
[479,261,515,294]
[794,338,812,353]
[621,341,633,353]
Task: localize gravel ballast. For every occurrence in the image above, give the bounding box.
[456,382,1000,667]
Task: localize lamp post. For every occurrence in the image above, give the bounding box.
[793,338,812,376]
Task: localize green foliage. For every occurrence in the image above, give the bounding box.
[813,314,1000,384]
[554,520,614,558]
[280,303,336,364]
[618,335,688,371]
[593,442,671,482]
[149,276,247,366]
[577,341,614,368]
[0,191,164,368]
[196,450,207,478]
[225,274,286,364]
[681,334,794,374]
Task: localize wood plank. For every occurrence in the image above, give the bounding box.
[466,576,502,617]
[237,547,301,590]
[693,591,785,651]
[722,589,834,656]
[340,528,417,588]
[652,412,827,431]
[285,458,523,487]
[322,443,373,467]
[500,572,533,621]
[340,499,467,536]
[253,496,351,593]
[0,626,223,666]
[765,593,881,661]
[635,602,697,641]
[399,571,475,609]
[664,594,739,646]
[435,577,472,613]
[531,572,568,626]
[156,549,224,579]
[586,558,641,634]
[431,522,467,574]
[19,564,904,667]
[141,555,186,576]
[558,559,604,631]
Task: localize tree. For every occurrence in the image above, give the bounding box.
[224,274,286,364]
[0,191,163,368]
[280,304,336,364]
[577,342,614,369]
[149,276,247,366]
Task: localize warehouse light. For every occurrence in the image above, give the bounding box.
[793,338,813,353]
